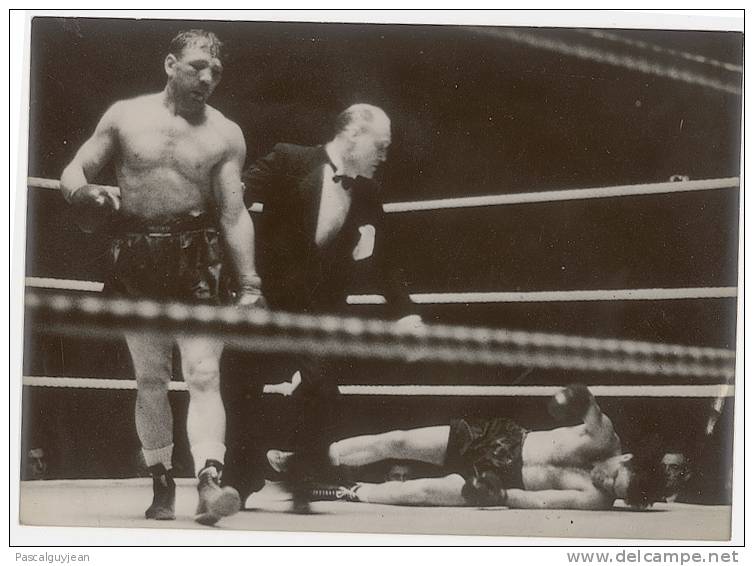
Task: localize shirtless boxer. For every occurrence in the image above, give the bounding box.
[60,29,261,525]
[267,384,666,509]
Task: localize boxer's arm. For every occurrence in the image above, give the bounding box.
[578,388,619,442]
[60,103,121,203]
[356,475,467,506]
[503,488,611,510]
[214,122,262,304]
[549,384,615,438]
[583,396,615,438]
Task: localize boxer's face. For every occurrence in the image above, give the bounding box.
[165,43,223,113]
[345,116,391,178]
[591,454,634,498]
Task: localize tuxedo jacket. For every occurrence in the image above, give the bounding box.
[243,143,414,316]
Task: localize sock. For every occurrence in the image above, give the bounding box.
[201,459,224,476]
[327,444,341,467]
[143,444,173,471]
[191,442,226,476]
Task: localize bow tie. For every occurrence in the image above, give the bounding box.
[332,174,359,191]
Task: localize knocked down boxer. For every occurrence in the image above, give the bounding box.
[267,384,666,510]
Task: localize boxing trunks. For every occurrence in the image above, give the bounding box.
[445,417,528,489]
[103,214,228,304]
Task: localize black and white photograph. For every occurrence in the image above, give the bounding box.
[13,10,743,545]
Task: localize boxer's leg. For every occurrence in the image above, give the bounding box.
[177,334,240,525]
[329,426,451,467]
[269,426,451,472]
[127,332,174,465]
[126,332,175,519]
[176,335,225,474]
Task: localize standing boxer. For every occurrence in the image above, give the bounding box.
[60,29,262,525]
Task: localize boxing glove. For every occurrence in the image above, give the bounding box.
[69,184,120,233]
[548,383,594,422]
[461,471,505,506]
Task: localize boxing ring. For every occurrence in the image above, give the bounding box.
[20,171,738,540]
[20,26,745,543]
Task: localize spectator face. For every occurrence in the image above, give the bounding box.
[385,463,413,482]
[27,448,47,479]
[662,452,690,493]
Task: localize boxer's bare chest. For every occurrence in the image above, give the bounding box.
[117,110,225,179]
[113,103,228,219]
[521,427,619,489]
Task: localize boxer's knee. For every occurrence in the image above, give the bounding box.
[134,360,171,391]
[383,430,409,456]
[183,356,221,393]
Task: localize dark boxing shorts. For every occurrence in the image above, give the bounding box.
[104,215,227,304]
[445,417,528,489]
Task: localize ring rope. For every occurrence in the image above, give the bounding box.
[21,376,734,398]
[479,28,742,96]
[27,277,104,293]
[27,176,739,214]
[40,320,732,379]
[26,290,736,379]
[348,287,738,304]
[575,29,743,74]
[25,277,738,304]
[26,288,736,360]
[383,177,739,213]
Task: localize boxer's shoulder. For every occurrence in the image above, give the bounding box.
[115,93,160,115]
[199,105,244,155]
[101,94,160,131]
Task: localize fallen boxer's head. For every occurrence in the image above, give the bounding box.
[591,441,666,509]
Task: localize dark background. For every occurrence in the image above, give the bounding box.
[22,17,741,504]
